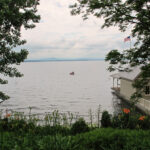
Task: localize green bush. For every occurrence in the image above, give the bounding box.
[2,110,150,150]
[111,109,150,130]
[111,115,121,128]
[34,125,70,136]
[71,118,89,135]
[71,128,150,150]
[1,126,150,150]
[0,118,36,134]
[100,108,150,130]
[101,111,111,127]
[138,116,150,129]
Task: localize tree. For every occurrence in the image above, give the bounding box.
[0,0,40,103]
[70,0,150,101]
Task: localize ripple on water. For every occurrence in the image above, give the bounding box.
[68,101,79,104]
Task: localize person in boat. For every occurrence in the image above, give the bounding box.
[70,72,74,75]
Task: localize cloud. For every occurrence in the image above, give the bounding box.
[20,0,131,59]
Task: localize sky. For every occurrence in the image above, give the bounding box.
[20,0,132,60]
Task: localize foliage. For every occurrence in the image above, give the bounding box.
[72,128,150,150]
[70,0,150,101]
[71,118,89,135]
[138,116,150,129]
[1,110,150,149]
[35,125,70,136]
[44,110,78,127]
[1,108,150,131]
[1,127,150,150]
[112,111,139,129]
[101,111,111,127]
[101,108,150,130]
[0,0,40,102]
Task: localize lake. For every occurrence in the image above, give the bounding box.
[0,61,125,117]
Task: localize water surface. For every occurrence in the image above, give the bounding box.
[0,61,125,116]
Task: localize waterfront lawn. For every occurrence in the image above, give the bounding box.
[1,127,150,150]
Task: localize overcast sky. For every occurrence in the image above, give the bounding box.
[21,0,132,60]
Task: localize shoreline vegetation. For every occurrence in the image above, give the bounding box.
[0,105,102,127]
[1,108,150,149]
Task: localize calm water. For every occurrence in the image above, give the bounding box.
[0,61,124,116]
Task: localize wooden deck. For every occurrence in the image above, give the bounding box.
[111,87,120,92]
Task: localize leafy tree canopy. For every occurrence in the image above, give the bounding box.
[70,0,150,100]
[0,0,40,102]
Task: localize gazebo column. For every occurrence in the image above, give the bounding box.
[113,78,114,88]
[117,79,118,88]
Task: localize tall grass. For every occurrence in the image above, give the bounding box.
[0,105,102,127]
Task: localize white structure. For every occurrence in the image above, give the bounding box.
[111,67,150,115]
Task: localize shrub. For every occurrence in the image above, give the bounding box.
[0,118,36,133]
[111,110,139,129]
[71,128,150,150]
[71,118,89,135]
[2,128,150,150]
[111,109,150,129]
[138,116,150,129]
[35,125,70,136]
[111,115,121,128]
[101,111,111,127]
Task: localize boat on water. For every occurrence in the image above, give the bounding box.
[70,72,74,75]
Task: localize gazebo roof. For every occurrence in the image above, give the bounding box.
[111,66,141,81]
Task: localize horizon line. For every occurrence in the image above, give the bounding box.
[25,58,105,62]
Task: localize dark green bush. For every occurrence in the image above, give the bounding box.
[111,110,150,129]
[111,115,121,128]
[34,125,70,136]
[127,115,139,129]
[2,110,150,150]
[101,111,111,127]
[1,127,150,150]
[71,118,89,135]
[103,109,150,130]
[138,116,150,129]
[71,128,150,150]
[0,118,9,130]
[0,118,36,134]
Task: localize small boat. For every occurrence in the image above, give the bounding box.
[70,72,74,75]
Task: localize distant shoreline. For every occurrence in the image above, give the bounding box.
[24,58,104,62]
